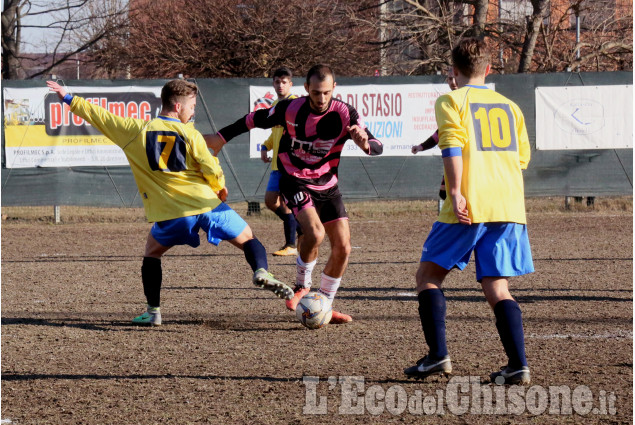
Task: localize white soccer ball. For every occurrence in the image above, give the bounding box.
[296,292,332,329]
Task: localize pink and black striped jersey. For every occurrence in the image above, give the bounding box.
[218,96,383,191]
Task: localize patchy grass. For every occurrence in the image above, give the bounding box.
[2,196,631,224]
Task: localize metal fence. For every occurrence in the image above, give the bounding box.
[2,72,632,207]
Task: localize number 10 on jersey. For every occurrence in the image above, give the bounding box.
[471,103,517,152]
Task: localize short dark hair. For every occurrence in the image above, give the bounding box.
[273,67,293,79]
[306,64,334,85]
[161,79,198,111]
[451,38,490,78]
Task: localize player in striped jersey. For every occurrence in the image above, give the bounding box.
[46,79,294,327]
[206,64,383,324]
[403,39,533,385]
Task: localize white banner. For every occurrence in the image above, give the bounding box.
[248,83,493,157]
[3,85,163,168]
[535,85,633,150]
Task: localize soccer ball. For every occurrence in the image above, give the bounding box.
[296,292,332,329]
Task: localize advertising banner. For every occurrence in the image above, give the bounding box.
[248,83,494,157]
[535,85,633,150]
[3,86,163,168]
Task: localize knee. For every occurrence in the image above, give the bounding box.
[305,225,325,246]
[264,196,279,212]
[331,239,351,259]
[415,263,445,293]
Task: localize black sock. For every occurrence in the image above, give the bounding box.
[243,238,268,272]
[142,257,162,308]
[494,299,528,369]
[417,289,448,359]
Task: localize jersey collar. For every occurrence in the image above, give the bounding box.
[465,84,489,89]
[158,115,181,122]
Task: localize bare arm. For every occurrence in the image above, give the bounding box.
[204,133,226,156]
[260,147,271,163]
[443,155,471,225]
[347,125,383,156]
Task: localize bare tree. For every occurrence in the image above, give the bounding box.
[517,0,549,72]
[1,0,131,79]
[354,0,632,75]
[95,0,380,79]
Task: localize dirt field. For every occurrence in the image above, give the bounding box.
[2,199,632,424]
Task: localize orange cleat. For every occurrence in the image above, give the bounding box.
[329,310,353,324]
[286,286,311,311]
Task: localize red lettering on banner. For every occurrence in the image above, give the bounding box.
[50,103,62,129]
[63,103,71,126]
[358,92,402,117]
[346,94,357,109]
[127,102,138,119]
[109,102,125,116]
[139,101,151,121]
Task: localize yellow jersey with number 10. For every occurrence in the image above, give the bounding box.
[435,85,530,224]
[69,96,225,223]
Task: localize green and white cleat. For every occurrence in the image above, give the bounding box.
[132,306,162,326]
[253,268,294,300]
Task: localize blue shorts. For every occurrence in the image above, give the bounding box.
[266,170,281,192]
[420,222,534,282]
[151,203,248,248]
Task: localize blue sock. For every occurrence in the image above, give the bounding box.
[417,289,448,359]
[275,207,297,246]
[243,238,268,272]
[494,299,528,369]
[284,213,298,246]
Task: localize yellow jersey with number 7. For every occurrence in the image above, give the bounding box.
[435,85,530,224]
[68,96,225,222]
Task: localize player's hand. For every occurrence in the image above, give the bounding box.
[216,187,228,202]
[450,193,471,225]
[411,145,423,154]
[347,125,369,150]
[204,133,226,156]
[260,149,271,163]
[46,81,67,101]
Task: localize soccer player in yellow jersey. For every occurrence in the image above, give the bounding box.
[404,38,534,385]
[259,67,300,256]
[46,79,294,326]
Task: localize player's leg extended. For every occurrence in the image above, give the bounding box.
[482,277,530,385]
[320,218,353,324]
[404,261,452,377]
[284,206,323,310]
[227,225,293,300]
[132,232,171,326]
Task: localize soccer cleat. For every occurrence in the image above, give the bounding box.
[404,355,452,378]
[490,365,531,385]
[273,245,298,256]
[132,306,162,326]
[286,286,311,311]
[329,310,353,324]
[253,268,294,300]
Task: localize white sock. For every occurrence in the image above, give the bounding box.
[317,273,341,308]
[296,257,316,288]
